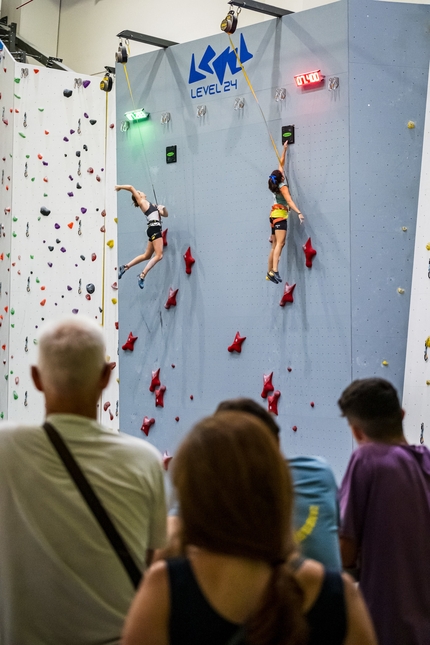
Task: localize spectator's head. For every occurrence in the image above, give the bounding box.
[31,317,110,415]
[216,397,280,442]
[338,378,405,442]
[172,411,307,644]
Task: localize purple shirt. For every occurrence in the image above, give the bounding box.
[339,442,430,645]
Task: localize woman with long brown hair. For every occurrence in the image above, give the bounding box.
[122,412,376,645]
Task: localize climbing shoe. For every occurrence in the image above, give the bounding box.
[118,265,127,279]
[137,275,145,289]
[266,271,279,284]
[273,271,282,282]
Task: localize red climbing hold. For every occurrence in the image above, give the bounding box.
[163,451,173,470]
[261,372,274,399]
[162,229,168,247]
[310,402,315,408]
[287,367,292,372]
[165,287,178,309]
[155,385,166,408]
[149,368,161,392]
[103,401,111,411]
[303,237,317,268]
[292,425,297,432]
[228,332,246,354]
[122,332,138,351]
[175,416,179,422]
[141,416,155,436]
[280,282,296,306]
[91,253,97,261]
[267,390,281,415]
[40,299,46,306]
[183,247,195,275]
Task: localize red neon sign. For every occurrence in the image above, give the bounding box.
[294,70,323,87]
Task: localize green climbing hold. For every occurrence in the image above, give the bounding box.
[10,309,15,315]
[14,94,21,99]
[30,255,34,259]
[18,132,26,138]
[12,217,17,222]
[31,178,35,182]
[10,371,13,375]
[10,324,14,328]
[35,277,40,283]
[12,232,17,237]
[43,193,48,197]
[33,339,38,345]
[25,154,30,158]
[4,376,8,381]
[14,78,20,83]
[0,413,3,419]
[38,108,44,112]
[13,391,18,400]
[37,217,41,221]
[6,253,10,259]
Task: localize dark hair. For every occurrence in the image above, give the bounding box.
[268,169,283,194]
[172,411,307,645]
[338,378,403,440]
[131,194,139,207]
[216,397,280,438]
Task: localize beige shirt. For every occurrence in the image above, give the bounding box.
[0,414,167,645]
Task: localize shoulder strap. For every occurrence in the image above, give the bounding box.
[43,421,142,589]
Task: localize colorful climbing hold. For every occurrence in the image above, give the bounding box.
[91,253,97,261]
[162,229,168,247]
[183,247,195,274]
[63,89,73,98]
[106,240,114,248]
[268,390,281,415]
[149,368,161,392]
[261,372,274,399]
[165,287,179,309]
[280,282,296,306]
[303,238,317,268]
[141,416,155,436]
[163,452,173,471]
[228,332,246,353]
[155,385,166,408]
[86,283,95,294]
[122,332,138,351]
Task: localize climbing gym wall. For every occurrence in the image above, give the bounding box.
[403,64,430,447]
[0,43,119,427]
[116,0,430,479]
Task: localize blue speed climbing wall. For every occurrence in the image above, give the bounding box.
[116,0,430,481]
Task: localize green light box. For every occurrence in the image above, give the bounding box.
[124,108,150,122]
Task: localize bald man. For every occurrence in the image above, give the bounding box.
[0,318,166,645]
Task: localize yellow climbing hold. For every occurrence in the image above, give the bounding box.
[426,380,430,386]
[407,121,415,129]
[382,360,389,366]
[111,298,117,304]
[426,337,430,348]
[427,243,430,251]
[114,217,118,223]
[402,227,408,232]
[397,288,405,294]
[107,239,114,248]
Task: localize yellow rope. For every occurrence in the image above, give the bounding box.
[101,91,109,328]
[228,34,281,166]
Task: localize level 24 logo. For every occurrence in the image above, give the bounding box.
[188,34,253,99]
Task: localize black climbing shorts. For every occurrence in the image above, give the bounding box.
[147,224,162,242]
[271,219,287,235]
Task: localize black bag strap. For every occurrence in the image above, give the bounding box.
[43,421,142,589]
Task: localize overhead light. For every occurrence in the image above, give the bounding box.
[124,108,150,122]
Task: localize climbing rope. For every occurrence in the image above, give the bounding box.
[227,31,282,166]
[121,42,158,204]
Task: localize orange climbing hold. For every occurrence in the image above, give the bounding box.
[40,299,46,306]
[67,222,74,228]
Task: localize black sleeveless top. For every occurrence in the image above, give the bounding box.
[167,557,347,645]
